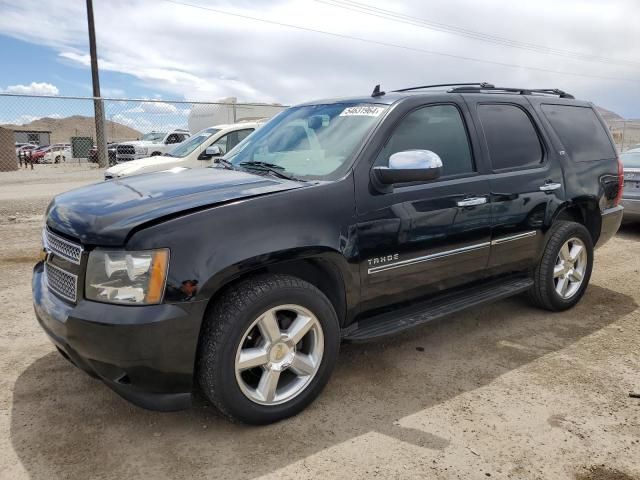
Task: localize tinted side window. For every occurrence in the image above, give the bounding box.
[478,104,543,170]
[211,133,229,154]
[541,104,616,162]
[376,104,474,176]
[227,129,254,151]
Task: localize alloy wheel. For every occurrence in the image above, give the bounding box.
[234,304,324,405]
[553,237,587,299]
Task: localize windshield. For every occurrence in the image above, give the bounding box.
[141,132,166,142]
[225,103,387,180]
[621,151,640,168]
[166,127,220,157]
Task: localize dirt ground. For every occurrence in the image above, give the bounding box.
[1,165,639,480]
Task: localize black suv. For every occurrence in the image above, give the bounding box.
[33,83,624,424]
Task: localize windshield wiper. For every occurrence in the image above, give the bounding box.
[238,161,302,182]
[215,157,235,170]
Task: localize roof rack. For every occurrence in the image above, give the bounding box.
[448,85,574,99]
[392,82,495,93]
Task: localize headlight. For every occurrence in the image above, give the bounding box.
[135,146,148,154]
[85,249,169,305]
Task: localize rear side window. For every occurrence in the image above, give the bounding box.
[376,104,474,176]
[541,104,616,162]
[477,104,543,170]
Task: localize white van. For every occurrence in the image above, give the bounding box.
[104,122,261,180]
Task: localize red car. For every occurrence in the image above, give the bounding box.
[31,146,51,163]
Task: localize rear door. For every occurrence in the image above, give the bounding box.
[463,95,564,274]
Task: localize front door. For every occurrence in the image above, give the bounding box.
[355,102,492,313]
[198,128,255,167]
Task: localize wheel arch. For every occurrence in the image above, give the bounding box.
[550,197,601,245]
[199,248,353,328]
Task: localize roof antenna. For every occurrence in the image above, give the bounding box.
[371,84,385,98]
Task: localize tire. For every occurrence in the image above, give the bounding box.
[54,156,61,164]
[197,274,340,424]
[528,221,594,311]
[151,151,162,156]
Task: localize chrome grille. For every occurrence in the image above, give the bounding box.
[45,262,78,302]
[117,145,135,155]
[44,229,83,264]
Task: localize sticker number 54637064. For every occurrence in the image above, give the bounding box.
[339,105,386,117]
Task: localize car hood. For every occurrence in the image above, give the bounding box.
[106,156,181,176]
[46,168,304,246]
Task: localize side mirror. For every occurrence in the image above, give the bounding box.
[373,150,443,186]
[200,145,224,160]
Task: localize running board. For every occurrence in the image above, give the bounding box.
[343,276,533,342]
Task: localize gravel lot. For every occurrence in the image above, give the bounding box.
[1,165,639,480]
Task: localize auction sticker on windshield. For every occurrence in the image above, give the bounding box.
[339,105,386,117]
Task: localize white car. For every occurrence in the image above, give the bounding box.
[115,129,191,162]
[104,122,261,180]
[42,144,71,164]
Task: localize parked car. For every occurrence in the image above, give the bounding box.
[33,83,623,424]
[15,142,34,152]
[41,144,71,164]
[88,143,118,166]
[115,129,190,162]
[104,122,261,179]
[16,144,37,155]
[30,145,52,163]
[620,148,640,222]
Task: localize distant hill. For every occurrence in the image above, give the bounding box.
[1,115,141,144]
[595,106,624,123]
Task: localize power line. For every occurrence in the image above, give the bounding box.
[316,0,640,68]
[162,0,640,84]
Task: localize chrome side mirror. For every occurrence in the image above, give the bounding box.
[201,145,224,159]
[373,149,443,185]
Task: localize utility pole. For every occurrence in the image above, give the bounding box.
[86,0,108,168]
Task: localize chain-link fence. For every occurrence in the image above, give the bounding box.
[607,119,640,153]
[1,92,638,172]
[0,93,287,171]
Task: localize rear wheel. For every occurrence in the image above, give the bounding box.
[198,274,339,424]
[528,221,594,311]
[54,156,61,164]
[151,151,162,156]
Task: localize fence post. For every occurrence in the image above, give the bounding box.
[94,97,108,168]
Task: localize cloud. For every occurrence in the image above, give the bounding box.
[101,87,126,97]
[125,102,179,114]
[2,82,60,95]
[1,0,640,117]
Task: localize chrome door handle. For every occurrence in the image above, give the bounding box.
[539,182,562,192]
[457,197,487,207]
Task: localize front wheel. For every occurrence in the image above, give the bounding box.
[198,274,340,424]
[528,221,594,311]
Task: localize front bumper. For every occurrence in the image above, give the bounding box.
[32,262,207,411]
[622,197,640,222]
[595,205,624,248]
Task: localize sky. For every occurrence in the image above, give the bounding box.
[0,0,639,124]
